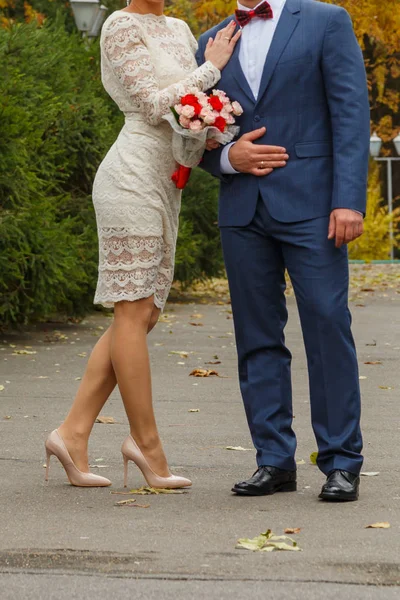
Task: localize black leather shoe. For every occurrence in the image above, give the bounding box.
[319,470,360,502]
[232,466,297,496]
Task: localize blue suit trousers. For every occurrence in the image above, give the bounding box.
[220,198,363,475]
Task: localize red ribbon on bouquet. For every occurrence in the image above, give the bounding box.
[171,164,192,189]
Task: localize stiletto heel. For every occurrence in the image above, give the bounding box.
[123,455,129,488]
[45,449,51,481]
[121,435,192,489]
[44,429,111,487]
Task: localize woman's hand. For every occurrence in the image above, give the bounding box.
[204,21,241,71]
[206,139,221,151]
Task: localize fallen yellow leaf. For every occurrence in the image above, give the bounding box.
[310,452,318,465]
[125,486,187,495]
[284,528,301,534]
[236,529,301,552]
[189,369,219,377]
[188,409,200,413]
[365,522,390,529]
[95,416,115,424]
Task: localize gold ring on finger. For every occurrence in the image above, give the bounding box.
[223,36,231,40]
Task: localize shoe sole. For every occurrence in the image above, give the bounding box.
[232,481,297,496]
[319,492,358,502]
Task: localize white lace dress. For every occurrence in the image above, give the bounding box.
[92,10,220,309]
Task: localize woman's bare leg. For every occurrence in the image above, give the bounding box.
[57,303,161,473]
[111,297,169,476]
[57,326,117,471]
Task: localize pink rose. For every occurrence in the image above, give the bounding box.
[179,115,191,129]
[231,101,243,116]
[222,103,233,114]
[181,105,195,118]
[203,111,216,125]
[225,114,235,125]
[174,104,183,115]
[189,119,203,132]
[197,92,209,107]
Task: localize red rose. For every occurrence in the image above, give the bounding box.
[181,94,198,106]
[181,94,202,116]
[208,95,224,111]
[214,116,227,133]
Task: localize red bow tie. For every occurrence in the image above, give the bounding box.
[235,2,273,27]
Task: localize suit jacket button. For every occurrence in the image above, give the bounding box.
[254,115,261,122]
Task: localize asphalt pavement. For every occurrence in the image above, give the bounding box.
[0,271,399,598]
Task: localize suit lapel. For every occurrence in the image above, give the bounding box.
[256,0,301,104]
[223,18,256,103]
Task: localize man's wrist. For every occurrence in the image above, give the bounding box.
[220,142,240,175]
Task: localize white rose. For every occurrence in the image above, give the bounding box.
[179,115,191,129]
[181,105,195,118]
[189,119,203,132]
[231,101,243,116]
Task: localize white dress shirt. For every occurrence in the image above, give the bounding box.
[221,0,286,174]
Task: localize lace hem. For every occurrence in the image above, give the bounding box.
[95,229,173,309]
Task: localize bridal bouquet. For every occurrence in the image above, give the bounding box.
[163,89,243,171]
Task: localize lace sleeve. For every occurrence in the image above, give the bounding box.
[180,19,199,55]
[102,15,221,125]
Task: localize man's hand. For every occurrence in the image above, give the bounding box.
[328,209,364,248]
[229,127,288,176]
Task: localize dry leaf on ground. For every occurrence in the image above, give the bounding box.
[189,369,219,377]
[360,472,380,477]
[310,452,318,465]
[95,416,115,424]
[126,486,187,495]
[296,459,306,465]
[189,322,203,326]
[284,528,301,534]
[170,351,189,358]
[115,498,150,508]
[236,529,301,552]
[359,376,367,380]
[379,386,392,390]
[225,446,251,451]
[0,385,4,392]
[12,350,37,355]
[191,313,203,319]
[364,361,382,365]
[188,409,200,413]
[115,498,136,505]
[205,361,221,365]
[365,522,390,529]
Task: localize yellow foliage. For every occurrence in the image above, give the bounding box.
[349,162,400,260]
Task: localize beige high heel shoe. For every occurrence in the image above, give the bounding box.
[121,435,192,489]
[45,429,111,487]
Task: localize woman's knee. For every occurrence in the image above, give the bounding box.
[114,297,155,328]
[147,308,161,333]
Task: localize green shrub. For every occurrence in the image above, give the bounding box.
[0,18,120,324]
[176,168,224,286]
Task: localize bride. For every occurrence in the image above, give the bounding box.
[44,1,240,489]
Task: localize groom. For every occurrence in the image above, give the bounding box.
[196,0,370,501]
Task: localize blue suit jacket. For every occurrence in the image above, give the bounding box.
[196,0,370,225]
